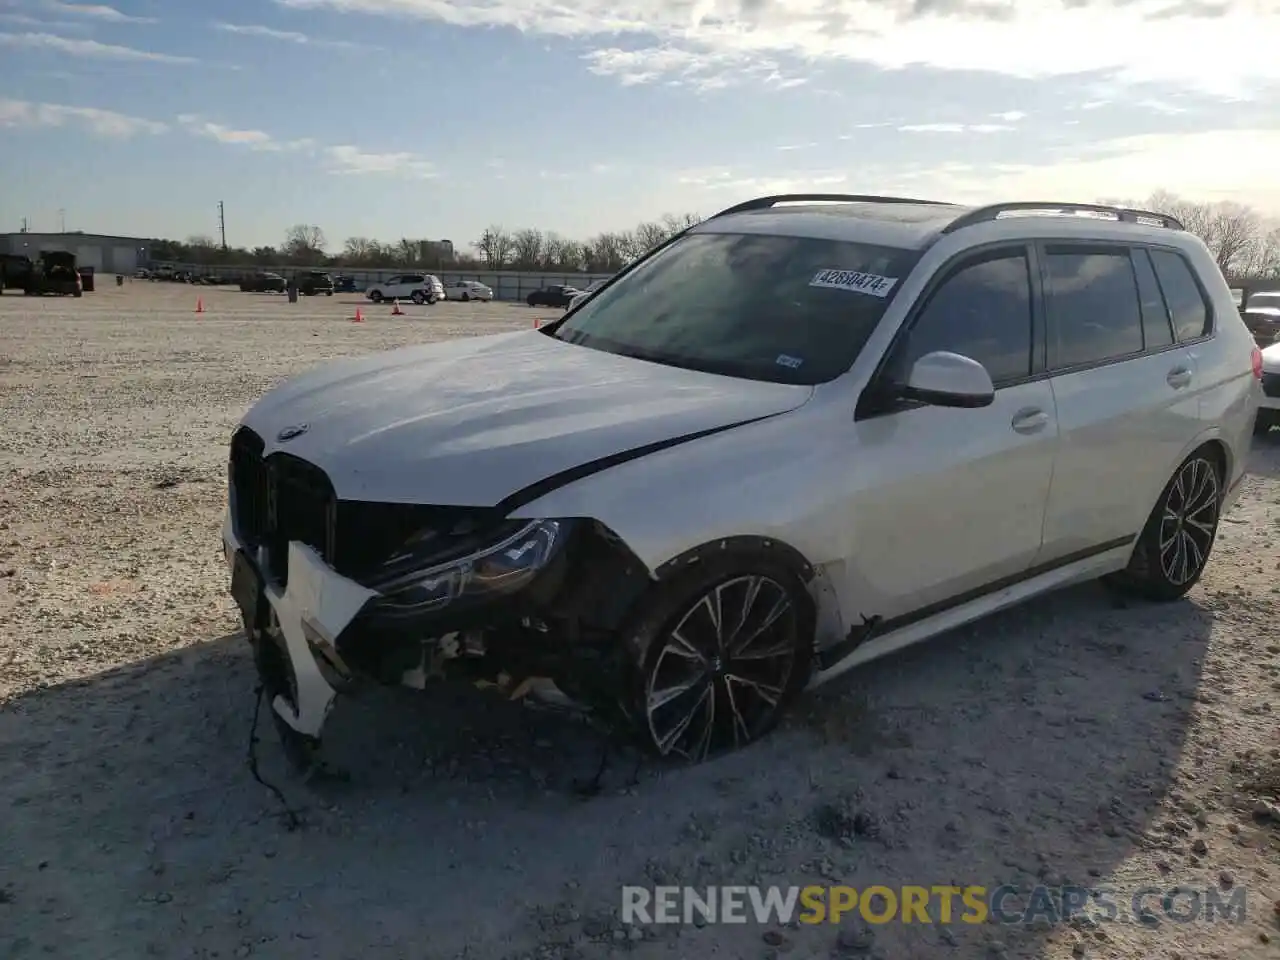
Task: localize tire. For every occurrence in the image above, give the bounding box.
[527,295,539,307]
[461,293,470,302]
[619,551,814,762]
[1104,449,1223,602]
[410,291,426,305]
[369,290,384,303]
[1254,413,1275,436]
[325,291,333,297]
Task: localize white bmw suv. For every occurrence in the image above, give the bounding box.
[222,194,1262,769]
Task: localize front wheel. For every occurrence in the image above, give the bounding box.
[1104,450,1222,602]
[620,553,814,762]
[410,291,426,305]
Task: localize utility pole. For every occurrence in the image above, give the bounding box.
[57,209,66,233]
[19,217,28,233]
[218,201,227,250]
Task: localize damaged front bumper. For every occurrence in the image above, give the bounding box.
[224,512,375,739]
[222,509,646,746]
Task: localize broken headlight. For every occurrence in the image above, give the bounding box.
[371,519,566,614]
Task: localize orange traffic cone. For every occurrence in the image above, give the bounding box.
[195,297,204,314]
[391,299,404,316]
[533,317,541,328]
[351,307,364,323]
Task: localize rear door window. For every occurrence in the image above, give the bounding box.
[1148,249,1211,341]
[1043,246,1143,369]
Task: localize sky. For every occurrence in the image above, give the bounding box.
[0,0,1278,252]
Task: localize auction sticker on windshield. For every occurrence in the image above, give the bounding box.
[809,269,897,297]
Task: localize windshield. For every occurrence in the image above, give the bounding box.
[551,231,919,384]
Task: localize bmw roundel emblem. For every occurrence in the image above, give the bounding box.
[276,423,309,442]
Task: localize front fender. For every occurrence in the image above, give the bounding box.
[504,403,849,575]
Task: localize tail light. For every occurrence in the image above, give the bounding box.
[1252,345,1263,380]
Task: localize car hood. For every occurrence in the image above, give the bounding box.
[239,330,813,505]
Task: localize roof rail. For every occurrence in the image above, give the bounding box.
[709,193,956,220]
[941,201,1184,234]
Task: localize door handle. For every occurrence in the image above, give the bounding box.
[1011,407,1049,434]
[1166,367,1192,389]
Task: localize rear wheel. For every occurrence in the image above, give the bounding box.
[461,293,470,302]
[410,291,426,305]
[621,552,814,761]
[1104,449,1223,602]
[1255,412,1276,436]
[368,290,384,303]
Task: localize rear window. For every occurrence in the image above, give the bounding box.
[1149,250,1210,341]
[553,231,919,384]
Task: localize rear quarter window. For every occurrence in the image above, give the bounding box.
[1148,249,1211,341]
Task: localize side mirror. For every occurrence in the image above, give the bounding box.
[901,351,995,408]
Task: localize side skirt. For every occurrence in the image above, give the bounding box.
[809,535,1136,687]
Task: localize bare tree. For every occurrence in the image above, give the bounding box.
[1237,227,1280,279]
[510,229,544,270]
[1208,203,1260,274]
[283,224,327,264]
[472,225,513,269]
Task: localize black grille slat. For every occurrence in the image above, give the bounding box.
[1263,372,1280,399]
[228,428,335,586]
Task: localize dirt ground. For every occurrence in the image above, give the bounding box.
[0,281,1277,960]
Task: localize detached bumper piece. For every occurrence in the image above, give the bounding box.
[227,531,375,743]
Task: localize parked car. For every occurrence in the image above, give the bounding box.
[1241,307,1280,347]
[0,253,32,294]
[1259,340,1280,435]
[567,277,610,312]
[296,271,335,296]
[21,251,82,296]
[222,194,1260,769]
[527,284,582,308]
[332,275,361,293]
[365,274,443,304]
[240,272,287,293]
[445,280,494,302]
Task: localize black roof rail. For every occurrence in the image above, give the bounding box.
[941,201,1184,234]
[709,193,956,220]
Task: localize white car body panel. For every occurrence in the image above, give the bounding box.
[1261,341,1280,411]
[238,330,813,505]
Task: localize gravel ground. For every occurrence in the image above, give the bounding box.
[1,282,1277,960]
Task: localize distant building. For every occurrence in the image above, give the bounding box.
[0,232,152,274]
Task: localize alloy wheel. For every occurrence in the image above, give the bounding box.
[644,575,798,761]
[1159,457,1220,586]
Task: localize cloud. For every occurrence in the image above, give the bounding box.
[212,21,368,49]
[0,97,167,136]
[897,121,1014,132]
[689,128,1280,215]
[323,144,436,178]
[0,31,193,61]
[176,114,315,152]
[41,1,157,23]
[0,12,83,28]
[676,166,851,195]
[171,113,435,178]
[583,45,805,91]
[269,0,1280,97]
